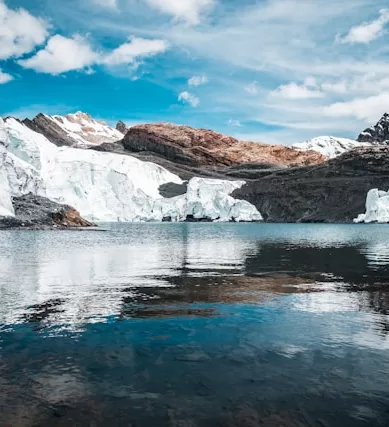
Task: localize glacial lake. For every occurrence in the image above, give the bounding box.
[1,223,389,426]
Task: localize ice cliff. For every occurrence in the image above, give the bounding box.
[0,118,262,222]
[354,189,389,224]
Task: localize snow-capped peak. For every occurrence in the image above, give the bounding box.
[47,111,125,146]
[357,112,389,145]
[292,136,368,159]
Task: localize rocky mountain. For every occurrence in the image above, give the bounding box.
[357,112,389,145]
[23,112,124,147]
[122,123,326,168]
[233,146,389,223]
[292,136,368,159]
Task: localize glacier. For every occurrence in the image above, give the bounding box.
[0,118,262,222]
[354,189,389,224]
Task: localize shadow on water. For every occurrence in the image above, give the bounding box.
[1,224,389,426]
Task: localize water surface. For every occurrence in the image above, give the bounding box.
[1,223,389,426]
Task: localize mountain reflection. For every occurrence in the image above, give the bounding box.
[0,224,389,327]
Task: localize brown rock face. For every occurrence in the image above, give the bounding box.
[122,123,326,168]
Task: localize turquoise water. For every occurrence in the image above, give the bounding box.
[1,223,389,426]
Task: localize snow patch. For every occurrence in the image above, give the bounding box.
[47,112,124,146]
[293,136,368,159]
[354,189,389,224]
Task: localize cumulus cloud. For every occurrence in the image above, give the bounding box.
[18,35,99,75]
[104,36,168,65]
[323,93,389,122]
[0,69,13,84]
[244,81,258,95]
[188,75,208,86]
[227,119,242,127]
[339,8,389,44]
[90,0,117,8]
[18,35,168,75]
[178,91,200,107]
[0,0,49,60]
[271,82,324,99]
[145,0,215,24]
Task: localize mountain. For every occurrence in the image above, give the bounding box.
[122,123,326,168]
[0,117,262,223]
[233,146,389,223]
[357,112,389,145]
[292,136,368,159]
[23,112,124,147]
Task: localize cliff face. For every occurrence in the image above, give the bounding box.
[232,147,389,223]
[122,123,326,168]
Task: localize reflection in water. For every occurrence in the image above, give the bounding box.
[1,223,389,426]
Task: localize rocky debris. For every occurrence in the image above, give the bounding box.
[232,146,389,223]
[116,120,128,134]
[0,194,96,229]
[23,113,75,147]
[357,112,389,145]
[122,123,326,168]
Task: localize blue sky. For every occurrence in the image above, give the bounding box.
[1,0,389,145]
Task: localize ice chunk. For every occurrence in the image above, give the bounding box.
[354,189,389,223]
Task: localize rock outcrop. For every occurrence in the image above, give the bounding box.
[122,123,326,168]
[357,113,389,145]
[116,120,128,134]
[23,112,124,147]
[233,146,389,223]
[0,194,96,229]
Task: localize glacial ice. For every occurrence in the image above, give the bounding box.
[354,189,389,224]
[0,118,263,222]
[0,143,15,217]
[151,177,263,222]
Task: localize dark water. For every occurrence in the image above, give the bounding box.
[1,223,389,427]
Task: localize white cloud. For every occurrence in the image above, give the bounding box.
[17,34,168,75]
[227,119,242,127]
[18,35,98,75]
[0,69,13,84]
[145,0,215,24]
[323,93,389,122]
[188,75,208,86]
[104,36,168,65]
[178,91,200,107]
[321,81,348,94]
[271,82,324,99]
[340,8,389,44]
[90,0,117,9]
[0,0,49,60]
[244,81,258,95]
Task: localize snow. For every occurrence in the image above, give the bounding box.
[354,189,389,224]
[47,112,124,146]
[0,143,15,217]
[292,136,368,159]
[151,177,263,222]
[0,118,263,223]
